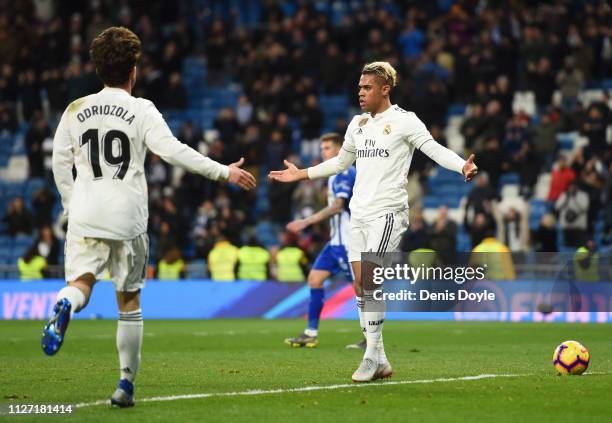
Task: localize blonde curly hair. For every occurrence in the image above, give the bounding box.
[361,61,398,87]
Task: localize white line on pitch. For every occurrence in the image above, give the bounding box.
[75,373,526,409]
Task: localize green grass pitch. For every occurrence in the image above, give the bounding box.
[1,319,611,422]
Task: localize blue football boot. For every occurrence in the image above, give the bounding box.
[111,379,135,408]
[41,298,72,356]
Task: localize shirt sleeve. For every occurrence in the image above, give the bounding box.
[405,112,466,175]
[307,117,359,179]
[307,147,356,179]
[51,110,74,216]
[141,101,229,181]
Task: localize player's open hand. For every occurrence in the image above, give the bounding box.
[287,219,308,233]
[268,160,306,183]
[227,157,257,190]
[462,154,478,182]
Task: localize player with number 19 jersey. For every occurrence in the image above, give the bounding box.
[53,87,229,240]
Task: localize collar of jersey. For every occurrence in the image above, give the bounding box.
[101,86,131,96]
[369,104,396,120]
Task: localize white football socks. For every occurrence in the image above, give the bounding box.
[363,290,386,363]
[304,328,318,337]
[56,286,85,317]
[117,309,143,383]
[356,296,366,335]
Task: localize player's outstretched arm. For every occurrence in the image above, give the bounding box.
[287,198,345,233]
[269,147,356,182]
[419,139,478,182]
[142,102,255,190]
[227,157,257,190]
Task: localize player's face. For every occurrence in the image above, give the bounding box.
[358,74,389,113]
[320,141,340,161]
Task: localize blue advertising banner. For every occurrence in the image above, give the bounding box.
[1,279,611,322]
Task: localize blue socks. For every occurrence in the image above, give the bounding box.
[307,288,325,334]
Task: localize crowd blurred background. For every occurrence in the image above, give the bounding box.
[0,0,611,281]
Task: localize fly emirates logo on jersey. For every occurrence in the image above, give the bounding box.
[355,138,390,159]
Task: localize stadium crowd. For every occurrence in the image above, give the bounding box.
[1,0,611,280]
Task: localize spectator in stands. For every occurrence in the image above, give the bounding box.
[236,95,253,126]
[25,112,50,178]
[480,100,506,145]
[400,209,429,252]
[156,247,186,280]
[18,68,42,122]
[464,173,498,226]
[470,229,516,280]
[208,233,239,282]
[500,207,529,253]
[17,244,47,281]
[213,108,240,145]
[491,75,513,119]
[526,57,556,111]
[427,205,457,265]
[533,213,558,252]
[468,212,496,250]
[581,104,609,159]
[577,157,605,234]
[475,138,506,189]
[530,108,562,170]
[40,67,67,116]
[572,239,600,282]
[0,101,18,133]
[237,236,270,281]
[460,104,485,151]
[37,223,58,262]
[555,182,590,248]
[291,177,325,220]
[147,154,169,187]
[275,232,307,282]
[2,197,33,237]
[300,94,324,161]
[514,140,540,199]
[556,56,584,112]
[320,43,345,93]
[268,159,298,225]
[31,187,56,229]
[154,221,179,263]
[547,155,576,202]
[504,112,531,160]
[158,71,187,109]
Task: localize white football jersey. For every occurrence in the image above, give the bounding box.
[342,105,459,221]
[52,87,229,240]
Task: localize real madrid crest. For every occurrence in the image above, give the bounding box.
[383,124,391,135]
[358,117,368,127]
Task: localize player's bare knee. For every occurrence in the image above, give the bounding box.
[307,274,325,288]
[116,290,141,312]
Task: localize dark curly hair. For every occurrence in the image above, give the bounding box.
[90,27,141,87]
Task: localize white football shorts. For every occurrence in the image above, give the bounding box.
[348,209,409,263]
[64,231,149,292]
